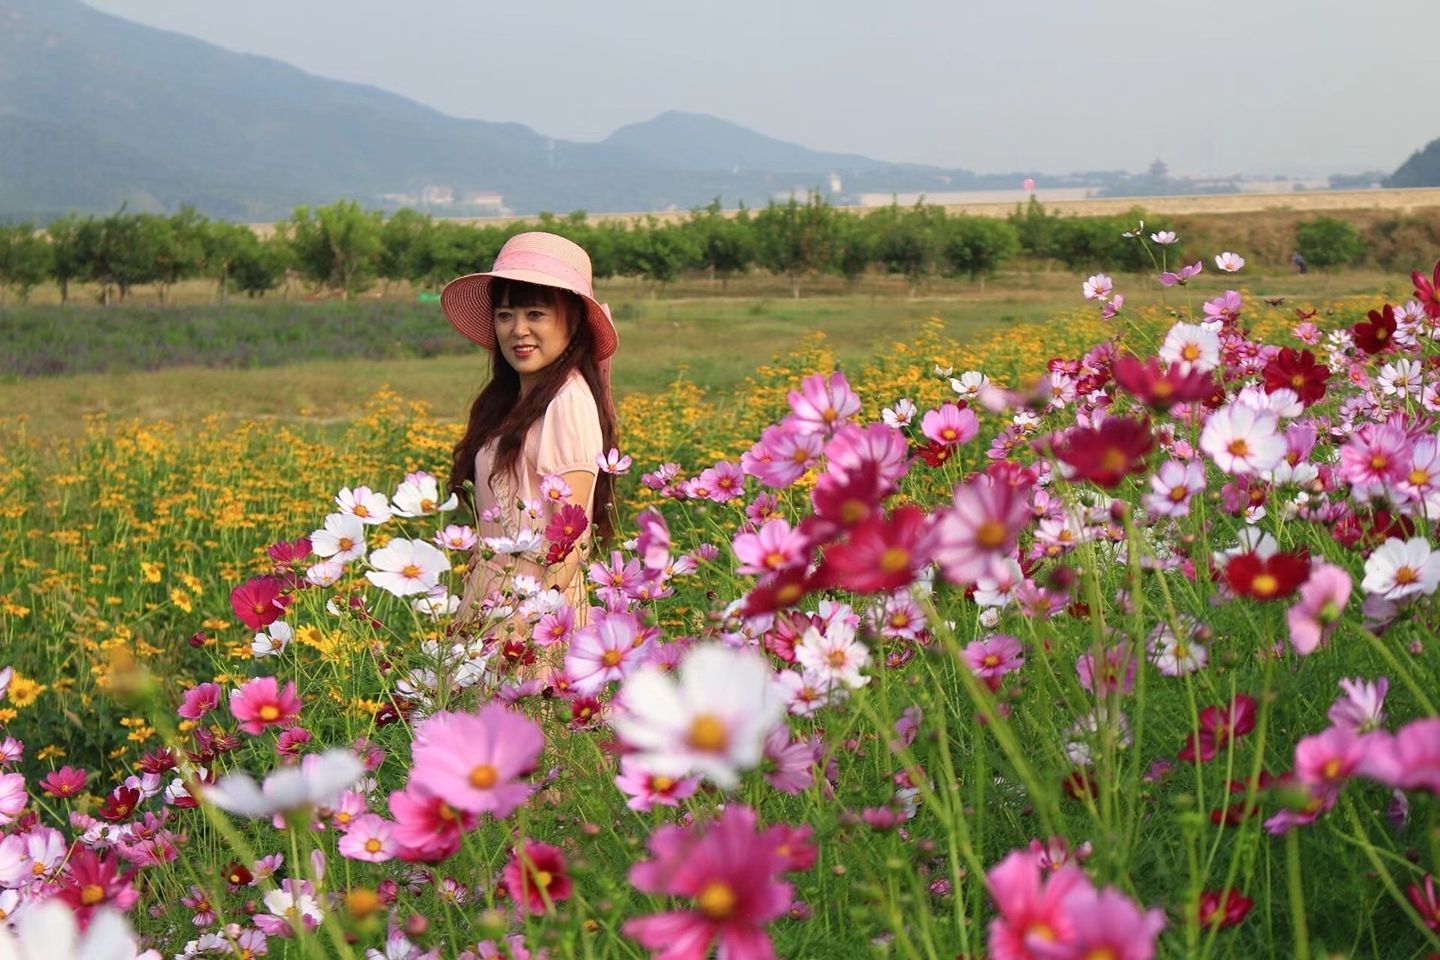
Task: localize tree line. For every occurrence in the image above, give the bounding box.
[0,194,1380,305]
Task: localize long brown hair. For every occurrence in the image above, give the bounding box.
[447,278,619,545]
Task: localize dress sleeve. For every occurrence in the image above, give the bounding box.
[535,379,604,477]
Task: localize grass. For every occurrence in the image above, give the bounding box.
[0,267,1413,440]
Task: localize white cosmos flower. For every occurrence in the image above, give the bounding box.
[949,372,989,399]
[1236,385,1303,419]
[251,621,293,659]
[1199,403,1285,476]
[1158,322,1221,373]
[433,524,478,551]
[0,900,154,960]
[1378,359,1424,398]
[775,669,840,717]
[883,397,918,427]
[263,882,324,926]
[0,666,11,701]
[335,486,392,525]
[365,539,449,597]
[1150,231,1178,245]
[1361,537,1440,600]
[596,448,634,475]
[311,513,367,563]
[1082,273,1114,301]
[794,622,872,690]
[611,645,786,790]
[1215,251,1246,272]
[483,529,544,556]
[413,589,460,619]
[304,559,345,587]
[391,472,458,518]
[206,749,363,818]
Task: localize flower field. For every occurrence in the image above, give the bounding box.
[2,243,1440,959]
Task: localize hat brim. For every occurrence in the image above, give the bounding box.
[440,269,618,361]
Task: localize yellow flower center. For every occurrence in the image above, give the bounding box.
[696,881,738,918]
[601,650,622,667]
[401,564,422,579]
[1250,573,1279,597]
[688,714,728,753]
[975,520,1007,550]
[365,838,383,854]
[80,883,105,906]
[1227,439,1250,457]
[258,704,281,721]
[879,547,909,573]
[469,764,498,789]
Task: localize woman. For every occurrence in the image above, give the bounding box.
[442,232,619,640]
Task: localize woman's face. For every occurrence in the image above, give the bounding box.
[493,294,574,387]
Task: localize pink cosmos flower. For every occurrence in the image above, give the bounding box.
[411,705,543,818]
[986,849,1087,959]
[787,370,861,435]
[624,805,799,960]
[811,506,937,595]
[565,611,649,696]
[1358,717,1440,793]
[1076,645,1137,697]
[823,422,912,488]
[1060,883,1168,960]
[1294,726,1368,800]
[963,634,1024,687]
[733,518,811,576]
[504,840,573,915]
[615,756,701,812]
[1338,422,1410,492]
[635,508,672,571]
[178,682,223,721]
[337,813,397,863]
[1101,293,1126,320]
[56,849,140,928]
[1286,563,1351,655]
[0,772,25,824]
[532,605,576,648]
[761,726,815,795]
[387,783,478,862]
[230,677,303,736]
[921,403,980,447]
[1158,260,1203,286]
[39,766,88,799]
[933,475,1032,585]
[1328,676,1387,733]
[597,447,633,474]
[743,423,825,489]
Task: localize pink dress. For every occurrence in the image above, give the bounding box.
[464,370,605,627]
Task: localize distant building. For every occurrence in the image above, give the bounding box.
[827,172,843,194]
[420,184,455,206]
[463,191,504,212]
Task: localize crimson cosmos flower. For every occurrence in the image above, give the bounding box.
[1052,416,1155,488]
[1197,888,1255,929]
[1412,259,1440,319]
[229,575,288,631]
[1224,550,1311,601]
[1262,347,1331,406]
[1179,694,1258,763]
[1111,355,1216,410]
[97,785,141,822]
[1351,305,1397,354]
[813,505,934,594]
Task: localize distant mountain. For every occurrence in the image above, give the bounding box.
[0,0,1046,219]
[1388,137,1440,188]
[604,111,896,175]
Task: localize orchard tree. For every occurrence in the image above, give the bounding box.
[685,199,755,288]
[230,232,289,298]
[379,209,434,292]
[617,216,698,291]
[869,201,943,297]
[754,192,838,298]
[46,214,85,304]
[281,201,384,298]
[150,207,208,304]
[940,216,1021,286]
[830,211,875,290]
[0,223,53,304]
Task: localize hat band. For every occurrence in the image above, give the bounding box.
[492,250,592,295]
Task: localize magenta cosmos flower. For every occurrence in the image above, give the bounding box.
[229,677,302,736]
[812,505,938,595]
[985,849,1088,958]
[624,805,799,960]
[411,704,543,817]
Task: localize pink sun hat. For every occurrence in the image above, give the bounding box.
[440,231,619,361]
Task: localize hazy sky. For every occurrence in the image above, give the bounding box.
[84,0,1433,178]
